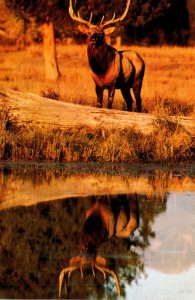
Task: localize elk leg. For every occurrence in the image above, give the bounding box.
[132,83,142,113]
[121,87,133,112]
[96,85,103,108]
[107,86,115,109]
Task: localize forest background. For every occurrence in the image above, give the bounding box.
[1,0,195,47]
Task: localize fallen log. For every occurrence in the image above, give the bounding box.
[0,88,194,136]
[1,170,194,210]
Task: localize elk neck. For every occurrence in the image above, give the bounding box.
[87,43,115,75]
[81,212,108,248]
[79,201,110,255]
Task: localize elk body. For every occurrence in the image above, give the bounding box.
[59,195,139,297]
[69,0,145,112]
[80,195,139,255]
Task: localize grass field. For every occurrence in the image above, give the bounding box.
[0,43,194,163]
[0,44,194,115]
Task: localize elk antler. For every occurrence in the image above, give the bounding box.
[69,0,93,27]
[101,0,131,29]
[69,0,131,29]
[59,255,120,298]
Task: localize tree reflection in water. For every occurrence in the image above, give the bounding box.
[0,192,167,299]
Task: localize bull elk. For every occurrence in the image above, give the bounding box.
[69,0,145,112]
[59,195,139,297]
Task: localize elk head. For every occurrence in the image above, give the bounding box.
[59,255,120,298]
[69,0,131,46]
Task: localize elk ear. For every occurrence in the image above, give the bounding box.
[103,27,116,35]
[78,25,90,35]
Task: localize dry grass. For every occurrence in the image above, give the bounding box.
[0,43,194,163]
[0,107,194,163]
[0,43,194,116]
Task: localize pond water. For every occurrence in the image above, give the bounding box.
[0,162,195,299]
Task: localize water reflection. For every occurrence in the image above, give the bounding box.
[0,194,167,299]
[59,195,139,297]
[0,163,194,210]
[0,164,194,299]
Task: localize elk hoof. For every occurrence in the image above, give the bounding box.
[97,103,102,108]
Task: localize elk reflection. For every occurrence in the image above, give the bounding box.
[59,194,139,297]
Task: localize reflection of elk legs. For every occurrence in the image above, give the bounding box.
[115,195,139,238]
[82,194,139,242]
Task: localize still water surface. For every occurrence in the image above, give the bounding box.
[0,162,195,299]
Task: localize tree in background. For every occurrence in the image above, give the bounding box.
[5,0,69,80]
[125,0,190,45]
[74,0,190,45]
[187,0,195,45]
[0,1,25,48]
[3,0,192,79]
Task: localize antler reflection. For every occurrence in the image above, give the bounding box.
[59,255,120,297]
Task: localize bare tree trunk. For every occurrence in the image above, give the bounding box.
[42,22,61,81]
